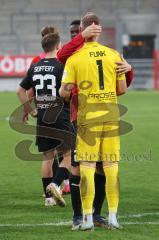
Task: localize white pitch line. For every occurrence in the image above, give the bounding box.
[1,221,159,228]
[123,221,159,225]
[118,212,159,219]
[0,221,72,228]
[1,212,159,228]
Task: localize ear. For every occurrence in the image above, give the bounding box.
[79,25,83,32]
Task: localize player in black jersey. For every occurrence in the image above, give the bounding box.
[17,28,73,207]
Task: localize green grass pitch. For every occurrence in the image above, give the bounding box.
[0,91,159,240]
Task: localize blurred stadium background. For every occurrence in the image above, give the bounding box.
[0,0,159,90]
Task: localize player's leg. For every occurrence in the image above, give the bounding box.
[69,121,83,229]
[76,123,101,231]
[36,110,57,206]
[62,120,77,195]
[102,123,121,229]
[59,152,70,195]
[70,122,107,229]
[52,151,70,187]
[47,150,71,207]
[103,161,120,229]
[53,151,70,195]
[93,163,107,227]
[80,161,96,230]
[70,164,82,230]
[46,111,73,206]
[52,151,70,195]
[41,149,56,206]
[52,153,59,179]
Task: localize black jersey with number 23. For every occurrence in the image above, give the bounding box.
[20,58,71,152]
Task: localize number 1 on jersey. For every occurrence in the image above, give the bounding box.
[96,60,104,90]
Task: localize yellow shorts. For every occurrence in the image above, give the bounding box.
[76,122,120,162]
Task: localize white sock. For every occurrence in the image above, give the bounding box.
[64,179,69,185]
[85,214,93,224]
[108,212,118,226]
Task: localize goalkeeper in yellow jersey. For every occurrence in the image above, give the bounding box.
[60,12,127,231]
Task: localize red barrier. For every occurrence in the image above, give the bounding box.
[0,55,34,77]
[153,50,159,90]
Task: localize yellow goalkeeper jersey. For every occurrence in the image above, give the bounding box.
[62,41,125,125]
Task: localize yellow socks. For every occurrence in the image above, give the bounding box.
[80,165,95,215]
[80,162,119,217]
[103,163,119,213]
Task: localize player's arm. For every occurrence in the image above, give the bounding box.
[17,86,31,123]
[116,79,127,96]
[59,58,75,101]
[116,70,127,96]
[17,86,29,104]
[59,83,74,102]
[115,54,127,95]
[115,55,134,88]
[57,24,101,64]
[125,67,134,87]
[16,67,33,122]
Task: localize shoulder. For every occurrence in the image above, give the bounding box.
[65,46,86,65]
[31,59,43,68]
[31,55,41,65]
[104,46,120,57]
[52,58,64,71]
[55,58,64,66]
[65,54,77,66]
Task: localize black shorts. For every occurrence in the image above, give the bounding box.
[36,109,73,152]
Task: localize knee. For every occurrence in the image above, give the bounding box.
[71,166,80,176]
[103,161,118,167]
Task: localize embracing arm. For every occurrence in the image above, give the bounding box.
[125,67,134,87]
[57,24,102,64]
[57,33,84,64]
[115,56,134,88]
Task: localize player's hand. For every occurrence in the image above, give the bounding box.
[22,111,29,124]
[82,23,102,38]
[30,109,38,118]
[116,55,132,75]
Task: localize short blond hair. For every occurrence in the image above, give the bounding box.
[81,12,100,29]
